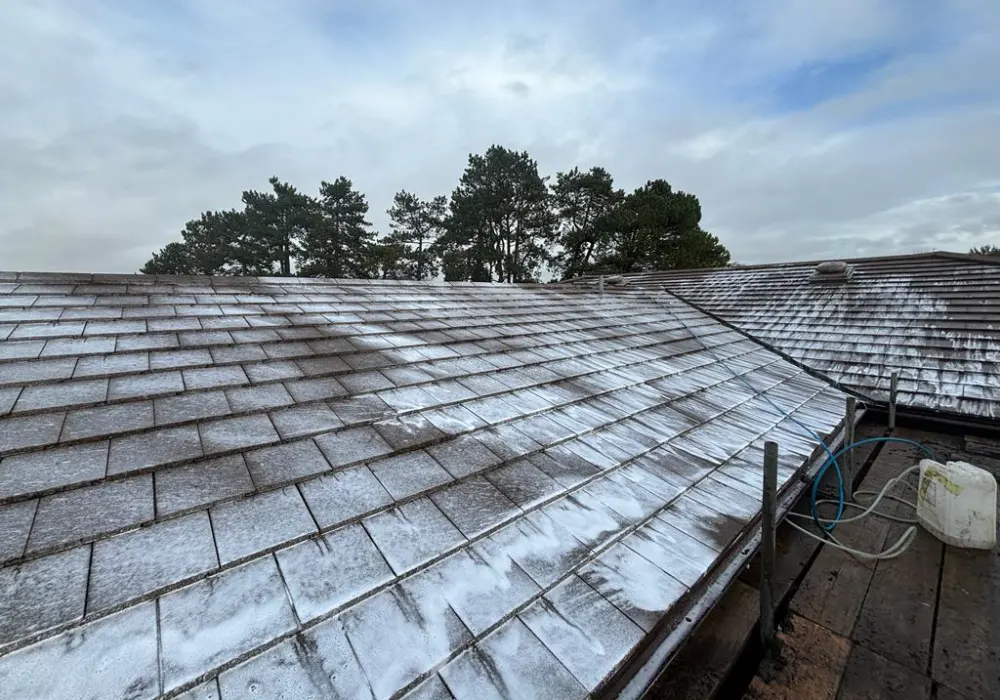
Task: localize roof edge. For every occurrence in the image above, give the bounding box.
[568,250,1000,282]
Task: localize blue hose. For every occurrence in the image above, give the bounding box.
[809,436,935,530]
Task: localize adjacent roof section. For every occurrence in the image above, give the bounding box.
[579,253,1000,421]
[0,272,847,700]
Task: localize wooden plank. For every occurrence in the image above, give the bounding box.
[932,544,1000,700]
[650,581,759,699]
[791,440,926,637]
[963,435,1000,460]
[744,614,851,700]
[934,683,977,700]
[851,521,942,673]
[835,644,931,700]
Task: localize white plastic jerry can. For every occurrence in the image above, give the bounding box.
[916,459,997,550]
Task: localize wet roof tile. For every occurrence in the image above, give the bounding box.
[604,253,1000,419]
[0,273,855,699]
[87,511,218,614]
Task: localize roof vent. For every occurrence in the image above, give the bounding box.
[810,260,855,283]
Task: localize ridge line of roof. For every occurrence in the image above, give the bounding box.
[568,250,1000,281]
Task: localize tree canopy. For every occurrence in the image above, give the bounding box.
[140,147,732,280]
[970,245,1000,257]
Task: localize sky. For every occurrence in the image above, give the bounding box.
[2,0,998,273]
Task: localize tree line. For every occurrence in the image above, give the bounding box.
[141,145,731,281]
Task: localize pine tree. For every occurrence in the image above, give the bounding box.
[297,177,375,278]
[385,191,447,280]
[442,145,556,282]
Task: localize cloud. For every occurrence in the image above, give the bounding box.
[1,0,998,273]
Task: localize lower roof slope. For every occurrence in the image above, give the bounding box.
[585,253,1000,421]
[0,272,847,699]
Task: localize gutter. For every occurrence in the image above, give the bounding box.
[599,412,859,699]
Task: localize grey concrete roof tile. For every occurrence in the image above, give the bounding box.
[211,486,316,565]
[269,404,343,441]
[230,327,281,343]
[61,401,153,442]
[276,523,393,623]
[183,365,250,391]
[159,556,297,693]
[377,384,438,412]
[486,510,589,588]
[245,439,330,487]
[0,603,158,700]
[616,461,685,503]
[296,355,352,376]
[657,492,744,552]
[314,426,392,469]
[0,546,90,646]
[0,387,19,415]
[343,579,473,700]
[623,516,718,588]
[150,347,213,370]
[426,434,503,479]
[339,369,396,394]
[455,374,509,397]
[473,424,541,462]
[27,474,154,554]
[83,319,146,336]
[687,477,761,523]
[519,574,644,691]
[463,395,522,425]
[484,458,562,509]
[419,544,539,636]
[207,343,267,364]
[542,490,630,551]
[224,383,295,413]
[582,473,663,524]
[401,675,454,700]
[244,359,304,383]
[178,329,235,347]
[440,618,586,700]
[0,411,65,454]
[283,376,347,403]
[373,413,445,451]
[0,441,108,499]
[176,680,221,700]
[369,449,454,500]
[199,414,279,455]
[73,352,149,378]
[0,357,77,386]
[298,465,393,530]
[0,339,44,361]
[13,378,108,414]
[107,369,184,402]
[429,476,520,539]
[154,389,231,426]
[578,542,688,632]
[259,340,313,359]
[107,424,202,476]
[363,498,466,575]
[155,454,254,517]
[421,405,488,434]
[327,394,394,426]
[87,511,218,614]
[10,320,84,338]
[115,332,180,352]
[0,499,36,563]
[218,618,373,700]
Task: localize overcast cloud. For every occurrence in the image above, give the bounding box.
[1,0,998,273]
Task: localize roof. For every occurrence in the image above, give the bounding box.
[580,253,1000,421]
[0,272,848,700]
